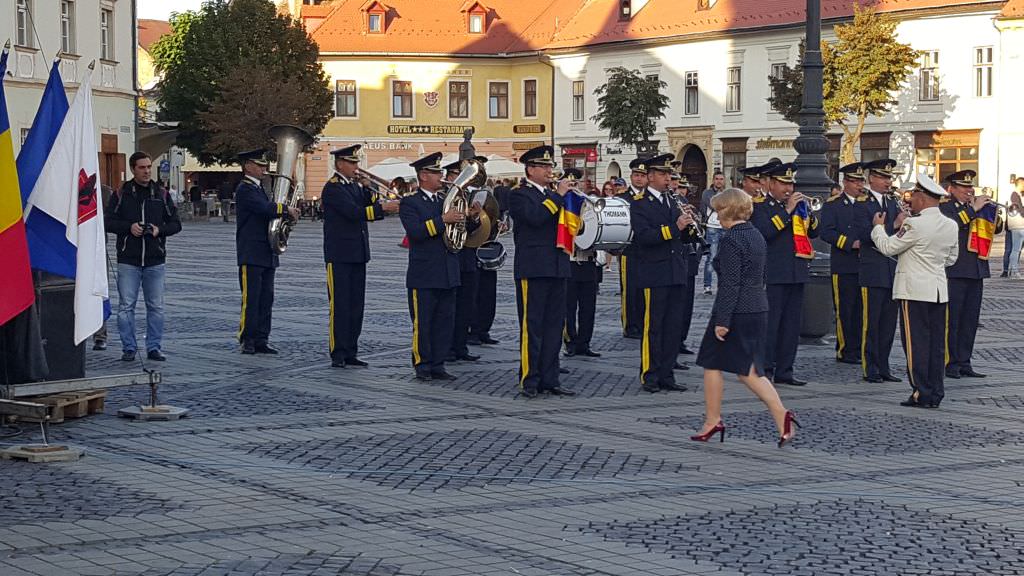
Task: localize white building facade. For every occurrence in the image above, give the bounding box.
[4,0,137,189]
[549,3,1023,199]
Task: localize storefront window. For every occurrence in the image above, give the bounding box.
[916,147,979,183]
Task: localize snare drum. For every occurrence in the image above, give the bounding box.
[574,196,632,251]
[476,241,507,271]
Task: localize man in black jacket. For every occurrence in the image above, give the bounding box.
[105,152,182,361]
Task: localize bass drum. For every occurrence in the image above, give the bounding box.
[575,196,632,251]
[476,241,507,271]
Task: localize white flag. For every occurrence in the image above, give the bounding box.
[23,71,107,344]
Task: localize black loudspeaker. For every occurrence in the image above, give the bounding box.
[37,274,86,380]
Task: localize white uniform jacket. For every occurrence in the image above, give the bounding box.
[870,206,959,303]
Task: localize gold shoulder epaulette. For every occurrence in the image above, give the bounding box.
[328,175,340,184]
[632,193,644,201]
[940,197,951,203]
[827,194,842,203]
[856,195,868,202]
[752,196,765,203]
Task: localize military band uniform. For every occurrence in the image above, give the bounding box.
[630,166,694,392]
[400,182,461,380]
[322,160,387,366]
[619,158,650,339]
[564,256,602,356]
[235,171,285,351]
[854,185,903,382]
[450,217,481,360]
[510,165,571,395]
[819,187,864,364]
[871,175,959,407]
[679,196,702,353]
[750,181,818,384]
[940,189,988,379]
[470,183,510,345]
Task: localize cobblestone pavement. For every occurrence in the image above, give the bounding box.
[2,218,1023,576]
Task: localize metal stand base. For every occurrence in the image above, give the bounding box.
[118,405,190,421]
[0,444,85,462]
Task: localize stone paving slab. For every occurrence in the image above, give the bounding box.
[2,219,1023,575]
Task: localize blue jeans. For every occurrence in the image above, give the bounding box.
[116,263,166,353]
[1003,229,1012,271]
[702,227,723,288]
[1009,229,1024,274]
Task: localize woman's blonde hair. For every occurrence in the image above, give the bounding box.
[711,188,753,222]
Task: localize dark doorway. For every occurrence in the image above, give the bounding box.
[678,145,708,193]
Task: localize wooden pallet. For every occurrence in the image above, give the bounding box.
[15,390,107,424]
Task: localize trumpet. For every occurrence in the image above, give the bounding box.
[983,199,1020,217]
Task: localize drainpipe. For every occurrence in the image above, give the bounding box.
[539,53,555,150]
[131,0,139,150]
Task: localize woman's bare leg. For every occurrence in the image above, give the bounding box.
[699,368,725,433]
[737,365,788,435]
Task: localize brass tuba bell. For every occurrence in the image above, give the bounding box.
[440,158,488,251]
[266,124,315,254]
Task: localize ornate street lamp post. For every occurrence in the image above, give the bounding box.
[793,0,832,200]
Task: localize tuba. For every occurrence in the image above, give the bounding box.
[267,124,315,254]
[440,158,488,251]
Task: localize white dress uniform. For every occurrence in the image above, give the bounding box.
[870,174,959,408]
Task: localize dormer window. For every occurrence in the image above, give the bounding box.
[368,13,382,32]
[469,13,484,33]
[619,0,631,20]
[363,1,387,34]
[463,2,488,34]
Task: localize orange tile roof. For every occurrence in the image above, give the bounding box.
[138,19,172,53]
[311,0,1009,55]
[999,0,1024,16]
[301,4,340,18]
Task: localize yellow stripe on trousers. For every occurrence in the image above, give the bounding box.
[944,305,950,366]
[901,300,914,386]
[519,279,530,389]
[832,274,845,358]
[619,256,628,330]
[327,263,335,352]
[237,265,248,341]
[860,286,869,377]
[641,288,652,384]
[411,289,421,365]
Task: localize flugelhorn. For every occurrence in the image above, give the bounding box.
[267,124,315,255]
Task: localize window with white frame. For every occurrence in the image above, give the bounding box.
[61,1,76,54]
[726,66,741,113]
[392,80,412,118]
[572,80,585,122]
[449,80,469,119]
[16,0,33,48]
[100,8,114,60]
[469,13,484,33]
[769,63,786,111]
[489,82,509,119]
[684,71,699,115]
[523,79,537,117]
[334,80,357,117]
[974,47,993,98]
[919,51,940,101]
[368,13,382,33]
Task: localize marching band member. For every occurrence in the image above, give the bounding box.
[322,145,399,368]
[854,158,903,384]
[940,170,990,379]
[400,152,463,381]
[750,162,818,386]
[672,172,701,357]
[563,169,602,359]
[469,179,510,346]
[446,157,487,363]
[509,146,576,398]
[818,162,866,365]
[738,164,767,198]
[630,154,695,393]
[235,149,298,355]
[870,174,959,408]
[619,158,649,339]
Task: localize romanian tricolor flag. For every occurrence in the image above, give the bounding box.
[556,190,584,255]
[0,44,35,325]
[968,202,998,260]
[791,200,815,259]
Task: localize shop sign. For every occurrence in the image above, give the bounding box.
[362,142,416,151]
[755,137,795,150]
[513,140,545,151]
[562,146,597,156]
[388,125,469,135]
[513,124,546,134]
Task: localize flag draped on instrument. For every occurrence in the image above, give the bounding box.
[556,190,584,255]
[21,68,108,344]
[791,200,815,259]
[968,202,997,260]
[0,45,35,325]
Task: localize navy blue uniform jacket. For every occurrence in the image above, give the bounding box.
[322,174,385,264]
[509,183,571,280]
[630,189,693,288]
[399,190,460,289]
[750,196,819,284]
[236,177,285,268]
[818,194,861,275]
[940,200,990,279]
[852,193,900,288]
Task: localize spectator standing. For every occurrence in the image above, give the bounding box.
[699,171,727,295]
[1005,177,1024,278]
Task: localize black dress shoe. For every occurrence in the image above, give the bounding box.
[944,369,961,379]
[414,372,433,381]
[479,336,499,345]
[678,345,695,355]
[880,374,902,383]
[774,377,807,386]
[660,382,688,392]
[899,397,919,407]
[431,371,457,381]
[331,359,346,368]
[520,388,538,398]
[255,344,279,354]
[548,386,577,396]
[93,341,107,351]
[863,376,884,383]
[121,350,137,361]
[147,350,167,361]
[642,384,661,393]
[559,367,569,374]
[563,348,577,357]
[241,342,256,355]
[345,358,369,367]
[579,349,601,357]
[960,368,986,378]
[456,353,480,361]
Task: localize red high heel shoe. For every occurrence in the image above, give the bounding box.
[777,411,800,448]
[690,422,726,442]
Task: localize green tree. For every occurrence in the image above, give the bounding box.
[152,0,332,165]
[767,6,920,163]
[592,67,670,155]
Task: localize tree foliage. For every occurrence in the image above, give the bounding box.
[152,0,332,165]
[767,6,920,163]
[592,67,670,153]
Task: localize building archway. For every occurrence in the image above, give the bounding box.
[606,161,621,181]
[677,144,708,193]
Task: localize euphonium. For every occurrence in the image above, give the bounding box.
[267,124,315,254]
[440,158,488,251]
